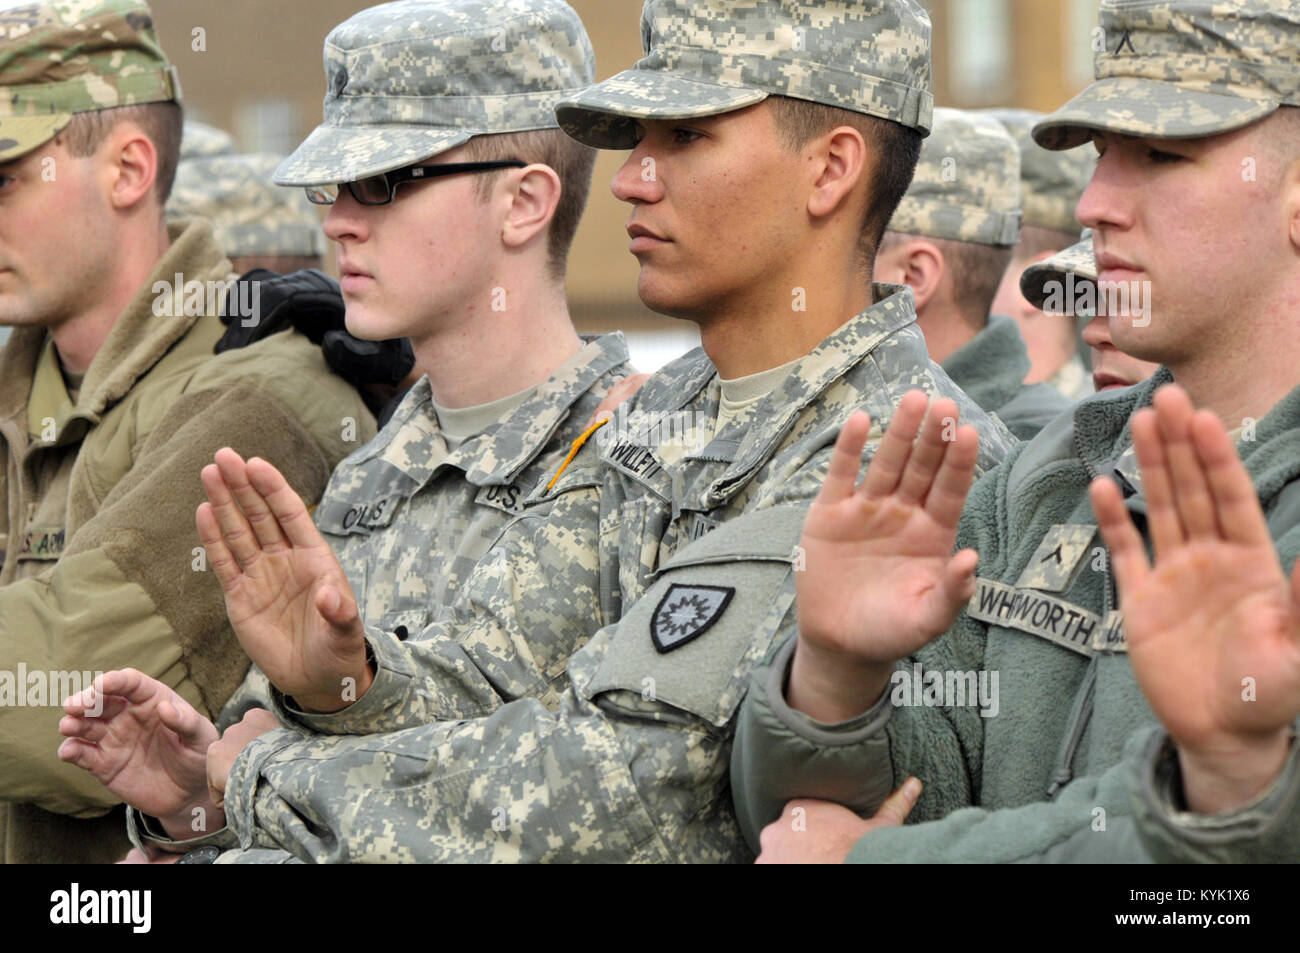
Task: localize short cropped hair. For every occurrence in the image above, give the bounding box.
[880,230,1013,329]
[461,128,597,278]
[767,95,923,261]
[58,101,184,206]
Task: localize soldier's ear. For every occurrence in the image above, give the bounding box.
[104,123,158,213]
[501,163,561,252]
[1285,156,1300,256]
[900,239,944,311]
[806,125,868,223]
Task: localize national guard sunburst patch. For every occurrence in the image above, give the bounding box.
[650,584,735,654]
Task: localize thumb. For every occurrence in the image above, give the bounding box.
[872,777,923,827]
[315,581,361,634]
[157,697,215,750]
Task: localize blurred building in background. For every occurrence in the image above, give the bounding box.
[82,0,1097,371]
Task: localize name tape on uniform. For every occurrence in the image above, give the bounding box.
[474,483,525,515]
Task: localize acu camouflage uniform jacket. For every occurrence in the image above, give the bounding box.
[214,334,631,731]
[170,286,1013,863]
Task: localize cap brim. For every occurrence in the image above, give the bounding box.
[1020,236,1096,312]
[1033,77,1278,151]
[273,122,475,186]
[0,114,73,163]
[556,69,769,149]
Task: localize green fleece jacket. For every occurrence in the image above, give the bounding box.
[942,314,1072,441]
[0,221,376,863]
[732,367,1300,863]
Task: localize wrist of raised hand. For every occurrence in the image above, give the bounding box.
[787,637,894,723]
[292,648,375,714]
[1176,727,1295,815]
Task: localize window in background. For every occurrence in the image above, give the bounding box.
[947,0,1013,104]
[235,100,298,156]
[1066,0,1100,90]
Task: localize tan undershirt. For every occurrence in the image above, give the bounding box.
[656,356,802,466]
[432,383,538,452]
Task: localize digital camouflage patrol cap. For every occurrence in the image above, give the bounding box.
[886,107,1020,247]
[0,0,180,164]
[1020,229,1096,313]
[555,0,933,150]
[274,0,595,187]
[982,108,1095,235]
[1035,0,1300,150]
[179,119,235,160]
[167,153,325,259]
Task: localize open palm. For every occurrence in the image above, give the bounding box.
[197,449,369,712]
[1093,387,1300,757]
[797,392,982,665]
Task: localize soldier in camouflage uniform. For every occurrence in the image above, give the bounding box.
[1021,230,1160,395]
[734,0,1300,863]
[874,108,1070,439]
[984,108,1097,402]
[60,0,630,857]
[68,0,1014,863]
[167,152,327,273]
[0,0,376,863]
[178,119,235,160]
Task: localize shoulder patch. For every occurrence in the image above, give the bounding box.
[651,584,734,654]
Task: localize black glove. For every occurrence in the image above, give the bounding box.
[214,269,415,394]
[322,331,415,389]
[215,268,345,351]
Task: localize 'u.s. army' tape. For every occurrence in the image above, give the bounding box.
[967,577,1126,654]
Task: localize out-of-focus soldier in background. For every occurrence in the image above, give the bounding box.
[177,119,235,160]
[0,0,374,863]
[873,108,1070,440]
[167,152,326,274]
[60,0,633,860]
[1020,230,1159,395]
[984,108,1097,402]
[66,0,1013,863]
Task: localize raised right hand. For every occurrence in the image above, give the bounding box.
[196,448,371,713]
[788,392,981,720]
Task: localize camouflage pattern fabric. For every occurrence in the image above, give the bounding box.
[179,120,236,159]
[209,286,1013,863]
[980,108,1095,235]
[167,153,326,258]
[1034,0,1300,151]
[555,0,933,149]
[0,0,180,163]
[886,107,1021,247]
[1020,230,1096,314]
[274,0,596,186]
[213,333,631,730]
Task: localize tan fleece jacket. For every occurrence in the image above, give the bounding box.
[0,220,375,863]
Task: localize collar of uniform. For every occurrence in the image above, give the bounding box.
[0,220,231,436]
[941,313,1031,417]
[1074,365,1171,473]
[1076,365,1300,516]
[79,220,232,422]
[460,331,630,486]
[26,335,77,445]
[369,332,631,488]
[0,324,45,433]
[707,283,921,505]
